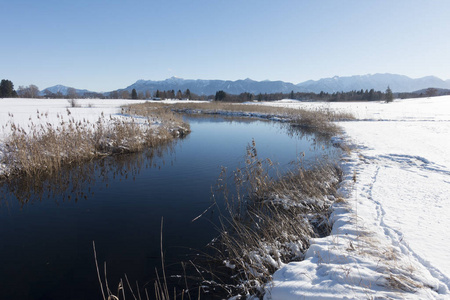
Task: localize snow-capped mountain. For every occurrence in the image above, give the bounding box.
[119,74,450,95]
[119,77,300,95]
[295,74,450,93]
[43,74,450,97]
[41,85,93,96]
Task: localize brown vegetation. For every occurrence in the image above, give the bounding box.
[1,107,189,178]
[125,101,354,136]
[191,140,343,297]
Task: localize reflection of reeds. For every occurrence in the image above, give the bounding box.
[0,145,175,207]
[1,108,189,179]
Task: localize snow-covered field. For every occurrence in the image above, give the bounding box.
[262,97,450,299]
[0,98,148,139]
[0,98,149,176]
[1,96,449,299]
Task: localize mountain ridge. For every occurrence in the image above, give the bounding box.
[43,74,450,96]
[41,85,92,96]
[118,73,450,95]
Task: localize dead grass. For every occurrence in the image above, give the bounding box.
[128,101,354,136]
[194,140,343,298]
[87,140,343,299]
[1,107,190,178]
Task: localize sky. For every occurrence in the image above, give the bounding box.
[2,0,450,92]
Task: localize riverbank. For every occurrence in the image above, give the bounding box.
[125,101,354,137]
[2,96,448,299]
[260,96,450,299]
[124,100,353,299]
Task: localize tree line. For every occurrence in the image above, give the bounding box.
[109,88,208,100]
[0,78,445,102]
[214,87,399,102]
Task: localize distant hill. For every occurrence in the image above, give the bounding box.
[117,74,450,95]
[296,74,450,93]
[411,87,450,96]
[41,85,93,97]
[118,77,300,95]
[42,74,450,97]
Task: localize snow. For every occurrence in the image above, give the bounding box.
[1,96,449,299]
[0,98,148,138]
[0,98,149,175]
[261,96,450,299]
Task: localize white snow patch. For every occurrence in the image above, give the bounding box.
[261,96,450,299]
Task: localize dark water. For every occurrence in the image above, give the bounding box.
[0,116,338,300]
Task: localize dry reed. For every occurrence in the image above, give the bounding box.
[1,107,190,179]
[127,101,354,136]
[198,140,342,298]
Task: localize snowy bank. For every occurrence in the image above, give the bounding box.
[262,96,450,299]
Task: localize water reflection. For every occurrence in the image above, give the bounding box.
[0,116,340,300]
[0,139,178,207]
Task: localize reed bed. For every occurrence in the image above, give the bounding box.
[192,140,343,298]
[127,101,354,136]
[1,107,190,178]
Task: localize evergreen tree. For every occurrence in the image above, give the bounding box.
[0,79,17,98]
[368,89,375,101]
[385,86,393,103]
[257,93,262,101]
[131,88,138,99]
[215,90,226,101]
[184,89,191,99]
[176,89,183,99]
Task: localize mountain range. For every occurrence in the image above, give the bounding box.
[44,74,450,97]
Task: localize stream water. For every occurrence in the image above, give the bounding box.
[0,115,338,299]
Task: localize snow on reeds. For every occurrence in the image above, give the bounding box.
[0,106,190,178]
[187,140,342,298]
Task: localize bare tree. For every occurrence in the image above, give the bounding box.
[17,86,27,98]
[44,90,55,98]
[17,84,40,98]
[121,90,130,99]
[110,91,119,99]
[67,87,78,99]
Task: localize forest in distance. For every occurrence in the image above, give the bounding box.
[1,79,444,102]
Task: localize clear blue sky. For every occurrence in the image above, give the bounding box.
[2,0,450,92]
